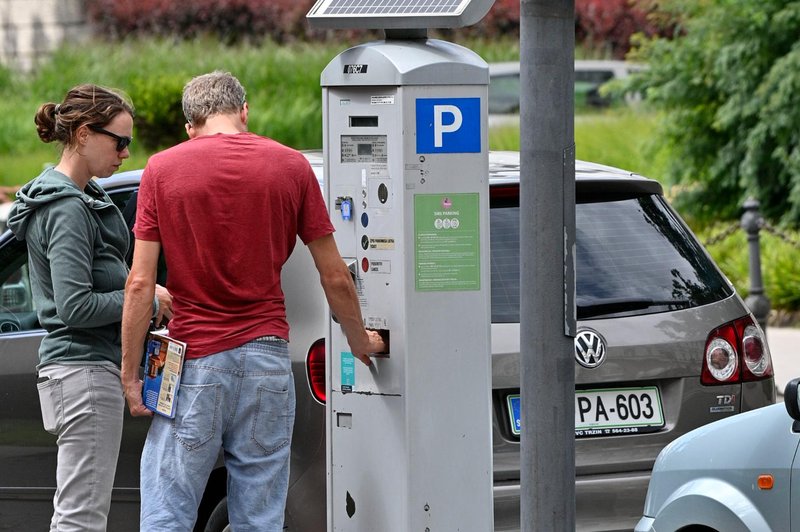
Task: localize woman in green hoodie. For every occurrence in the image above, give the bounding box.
[7,84,172,532]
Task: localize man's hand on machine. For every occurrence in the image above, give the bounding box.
[351,329,387,366]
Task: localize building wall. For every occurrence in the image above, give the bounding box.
[0,0,88,71]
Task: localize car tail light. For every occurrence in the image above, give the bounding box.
[306,338,326,404]
[741,323,772,380]
[702,315,773,385]
[489,184,518,201]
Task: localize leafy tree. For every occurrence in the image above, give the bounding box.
[627,0,800,226]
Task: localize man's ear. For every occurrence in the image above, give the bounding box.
[185,122,195,139]
[241,102,249,127]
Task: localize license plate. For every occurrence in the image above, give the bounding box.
[506,387,665,438]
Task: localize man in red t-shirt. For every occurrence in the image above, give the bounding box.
[120,71,384,531]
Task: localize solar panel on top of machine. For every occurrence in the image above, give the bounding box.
[313,0,467,16]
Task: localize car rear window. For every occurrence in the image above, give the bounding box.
[490,193,733,322]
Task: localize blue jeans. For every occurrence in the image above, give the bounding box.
[139,338,295,531]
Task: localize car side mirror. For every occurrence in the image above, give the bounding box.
[784,378,800,422]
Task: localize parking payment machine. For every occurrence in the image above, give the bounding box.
[308,1,496,530]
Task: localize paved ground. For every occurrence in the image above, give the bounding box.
[767,327,800,397]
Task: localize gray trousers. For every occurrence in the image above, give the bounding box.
[37,363,124,532]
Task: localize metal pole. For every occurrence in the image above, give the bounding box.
[519,0,576,530]
[741,197,771,331]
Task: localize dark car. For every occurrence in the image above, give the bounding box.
[0,151,774,531]
[488,60,646,128]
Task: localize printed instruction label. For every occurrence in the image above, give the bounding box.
[414,193,480,291]
[341,352,355,393]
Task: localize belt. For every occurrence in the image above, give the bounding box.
[254,335,288,344]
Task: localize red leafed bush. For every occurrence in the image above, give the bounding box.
[86,0,672,55]
[445,0,671,57]
[576,0,671,58]
[474,0,520,37]
[86,0,315,43]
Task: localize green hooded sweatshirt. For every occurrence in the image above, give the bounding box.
[7,167,134,369]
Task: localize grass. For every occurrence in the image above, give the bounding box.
[0,35,627,186]
[489,107,668,181]
[0,37,348,185]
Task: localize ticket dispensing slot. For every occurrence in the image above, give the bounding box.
[374,329,390,357]
[331,257,390,357]
[349,115,378,127]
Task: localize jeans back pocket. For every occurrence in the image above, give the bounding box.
[253,375,294,455]
[172,383,221,451]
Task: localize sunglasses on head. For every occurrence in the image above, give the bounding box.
[89,125,132,152]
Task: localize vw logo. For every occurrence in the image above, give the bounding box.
[575,329,606,369]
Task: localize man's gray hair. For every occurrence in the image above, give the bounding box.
[182,71,246,126]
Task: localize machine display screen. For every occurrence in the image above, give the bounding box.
[341,135,387,163]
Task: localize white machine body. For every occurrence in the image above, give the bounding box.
[322,39,493,531]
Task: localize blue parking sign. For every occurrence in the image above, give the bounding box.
[416,98,481,154]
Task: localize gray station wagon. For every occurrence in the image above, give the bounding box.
[0,151,774,531]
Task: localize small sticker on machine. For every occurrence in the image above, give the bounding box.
[369,260,391,274]
[365,316,389,330]
[341,352,355,393]
[369,237,395,250]
[371,95,395,105]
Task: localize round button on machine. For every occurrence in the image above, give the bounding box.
[361,235,370,250]
[361,212,369,227]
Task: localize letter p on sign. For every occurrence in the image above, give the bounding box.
[416,97,480,154]
[434,105,462,147]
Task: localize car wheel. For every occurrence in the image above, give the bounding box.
[203,497,229,532]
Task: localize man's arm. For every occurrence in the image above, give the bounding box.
[121,239,163,416]
[307,234,385,366]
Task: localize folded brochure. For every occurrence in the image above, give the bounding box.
[142,330,187,418]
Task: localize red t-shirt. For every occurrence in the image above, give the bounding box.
[134,132,333,359]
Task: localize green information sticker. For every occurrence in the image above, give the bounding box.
[341,352,355,393]
[414,193,480,292]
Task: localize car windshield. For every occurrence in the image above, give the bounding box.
[490,193,733,322]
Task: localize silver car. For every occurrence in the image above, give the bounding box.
[0,151,774,531]
[636,379,800,532]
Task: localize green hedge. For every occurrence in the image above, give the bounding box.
[700,225,800,312]
[0,36,519,183]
